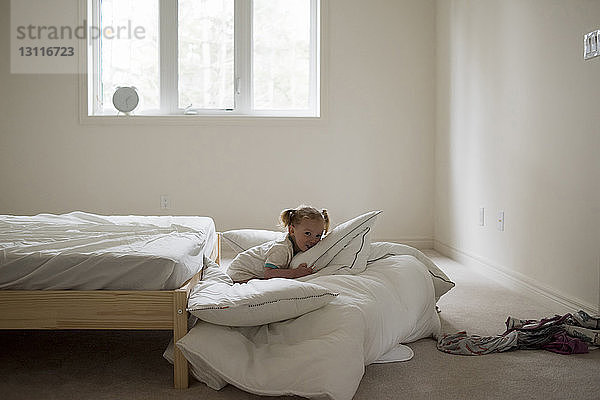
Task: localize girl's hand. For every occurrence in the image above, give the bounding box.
[263,264,314,279]
[294,263,314,278]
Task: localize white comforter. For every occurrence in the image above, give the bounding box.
[0,212,217,290]
[174,244,441,400]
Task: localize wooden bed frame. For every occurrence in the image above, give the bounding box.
[0,234,221,389]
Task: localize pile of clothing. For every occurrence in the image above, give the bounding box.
[437,310,599,355]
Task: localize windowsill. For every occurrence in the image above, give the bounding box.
[79,113,325,126]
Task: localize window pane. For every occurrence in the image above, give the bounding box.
[179,0,234,110]
[253,0,311,110]
[100,0,159,113]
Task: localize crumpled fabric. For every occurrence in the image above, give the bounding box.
[437,310,599,356]
[544,332,589,355]
[436,331,518,355]
[505,313,572,350]
[570,310,600,331]
[564,324,600,346]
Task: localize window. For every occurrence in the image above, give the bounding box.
[87,0,320,117]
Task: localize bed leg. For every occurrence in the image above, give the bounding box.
[173,290,189,389]
[217,233,221,265]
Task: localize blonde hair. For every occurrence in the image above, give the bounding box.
[280,205,330,234]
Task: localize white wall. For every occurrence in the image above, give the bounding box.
[0,0,437,244]
[436,0,600,312]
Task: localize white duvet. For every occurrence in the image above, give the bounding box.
[173,242,441,400]
[0,212,217,290]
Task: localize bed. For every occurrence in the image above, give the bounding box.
[0,211,220,389]
[164,211,455,399]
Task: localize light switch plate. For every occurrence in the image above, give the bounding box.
[584,30,599,60]
[160,194,170,209]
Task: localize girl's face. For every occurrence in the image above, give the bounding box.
[289,218,325,252]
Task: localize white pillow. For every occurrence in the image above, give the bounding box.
[368,242,456,301]
[188,258,338,326]
[225,241,273,282]
[290,210,381,275]
[221,229,284,254]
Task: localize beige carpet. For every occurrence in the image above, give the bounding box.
[1,250,598,400]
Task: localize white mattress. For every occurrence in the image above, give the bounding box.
[0,211,217,290]
[167,251,441,400]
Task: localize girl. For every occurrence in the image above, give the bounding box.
[227,205,330,282]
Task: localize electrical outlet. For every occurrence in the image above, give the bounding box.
[160,195,170,209]
[497,211,505,231]
[584,30,599,60]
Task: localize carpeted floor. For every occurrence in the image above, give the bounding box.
[1,250,598,400]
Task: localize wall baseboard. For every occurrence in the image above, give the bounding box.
[434,240,599,315]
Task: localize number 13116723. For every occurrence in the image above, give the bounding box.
[18,46,75,57]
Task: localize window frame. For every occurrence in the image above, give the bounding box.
[82,0,322,121]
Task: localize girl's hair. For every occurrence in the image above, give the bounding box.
[280,205,330,234]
